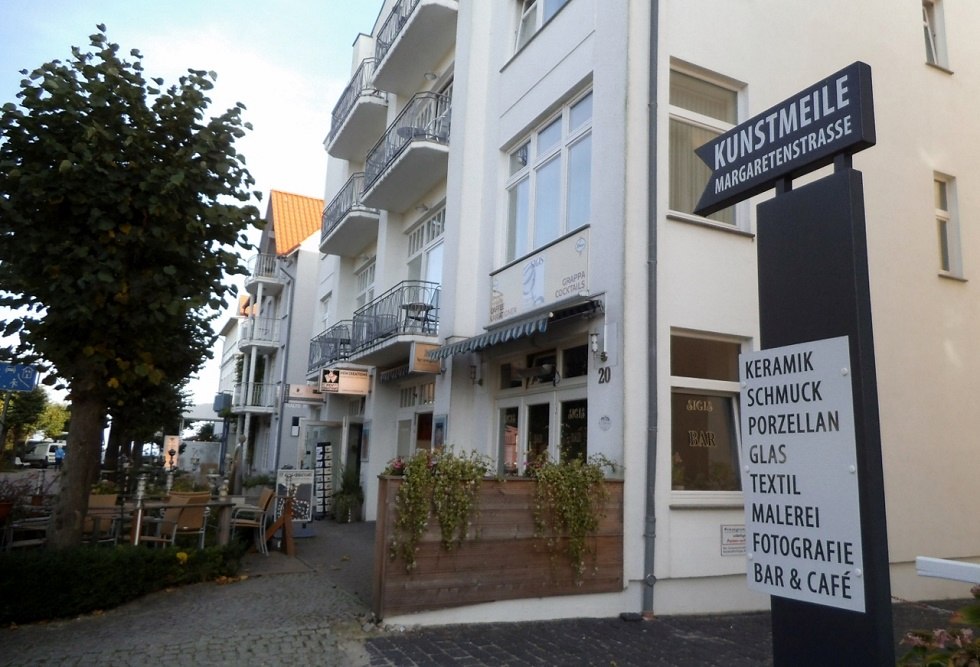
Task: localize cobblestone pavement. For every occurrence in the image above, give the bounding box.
[1,518,970,666]
[1,522,376,666]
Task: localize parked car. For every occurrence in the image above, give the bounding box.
[22,441,66,468]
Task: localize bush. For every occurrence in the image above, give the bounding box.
[900,584,980,666]
[0,542,246,625]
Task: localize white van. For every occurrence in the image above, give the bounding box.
[23,441,66,468]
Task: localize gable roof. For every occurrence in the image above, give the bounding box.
[266,190,324,256]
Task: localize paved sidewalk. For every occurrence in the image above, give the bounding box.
[1,519,970,666]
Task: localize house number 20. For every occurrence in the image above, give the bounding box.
[597,367,612,384]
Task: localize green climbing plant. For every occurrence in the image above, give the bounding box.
[387,448,492,573]
[532,454,616,584]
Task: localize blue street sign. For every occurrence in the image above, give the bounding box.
[0,363,39,392]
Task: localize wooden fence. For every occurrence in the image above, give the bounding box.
[372,476,624,618]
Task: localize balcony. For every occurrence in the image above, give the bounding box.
[320,173,380,257]
[238,317,281,354]
[362,92,450,213]
[349,280,440,366]
[373,0,458,96]
[244,253,284,297]
[326,58,388,161]
[232,382,277,414]
[307,320,353,375]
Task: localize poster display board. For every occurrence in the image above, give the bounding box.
[275,469,314,523]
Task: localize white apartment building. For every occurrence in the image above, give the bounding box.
[289,0,980,623]
[233,190,324,479]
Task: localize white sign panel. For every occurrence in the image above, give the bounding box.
[319,367,370,396]
[739,336,865,612]
[489,229,590,323]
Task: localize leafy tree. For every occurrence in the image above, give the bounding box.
[105,381,189,470]
[36,401,70,440]
[1,386,48,450]
[0,27,262,547]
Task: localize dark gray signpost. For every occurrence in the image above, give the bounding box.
[694,62,894,665]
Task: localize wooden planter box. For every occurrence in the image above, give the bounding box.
[373,476,624,619]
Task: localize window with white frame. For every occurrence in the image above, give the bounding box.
[670,334,742,492]
[407,208,445,285]
[495,342,589,476]
[506,90,592,263]
[669,70,737,226]
[354,259,375,309]
[935,175,963,277]
[922,0,948,68]
[515,0,570,51]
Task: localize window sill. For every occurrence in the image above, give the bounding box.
[925,61,954,75]
[938,271,967,283]
[666,212,754,239]
[668,490,744,509]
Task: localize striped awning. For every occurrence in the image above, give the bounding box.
[427,298,602,361]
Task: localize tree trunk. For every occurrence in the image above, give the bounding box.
[47,392,106,549]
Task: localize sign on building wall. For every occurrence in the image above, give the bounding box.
[319,367,370,396]
[287,384,324,403]
[739,336,865,612]
[409,342,440,374]
[489,229,590,323]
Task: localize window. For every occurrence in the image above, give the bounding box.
[515,0,570,50]
[354,260,375,309]
[922,0,948,68]
[506,91,592,262]
[407,208,445,284]
[935,175,963,278]
[669,70,737,225]
[319,293,332,330]
[670,335,742,491]
[495,342,588,475]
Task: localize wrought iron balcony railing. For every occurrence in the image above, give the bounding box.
[308,320,353,373]
[321,172,378,243]
[364,92,451,193]
[375,0,422,65]
[328,58,384,142]
[351,280,440,352]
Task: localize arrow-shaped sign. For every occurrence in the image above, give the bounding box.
[693,61,876,218]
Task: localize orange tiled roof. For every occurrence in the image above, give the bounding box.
[266,190,324,256]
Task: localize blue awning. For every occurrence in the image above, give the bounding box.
[427,298,602,361]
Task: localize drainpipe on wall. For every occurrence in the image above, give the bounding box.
[272,258,297,473]
[643,0,661,619]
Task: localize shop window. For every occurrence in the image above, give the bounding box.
[670,335,742,491]
[560,398,587,462]
[562,344,589,378]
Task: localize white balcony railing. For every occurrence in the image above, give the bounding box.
[239,317,281,349]
[232,382,277,410]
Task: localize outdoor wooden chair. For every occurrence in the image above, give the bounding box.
[138,493,210,549]
[82,493,121,545]
[230,487,274,556]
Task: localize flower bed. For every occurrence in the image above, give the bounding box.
[372,476,623,619]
